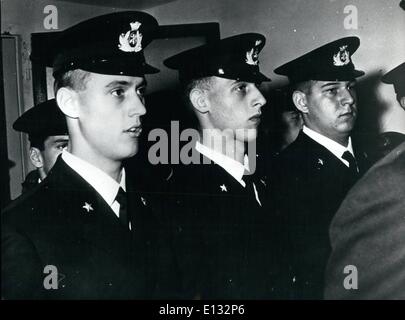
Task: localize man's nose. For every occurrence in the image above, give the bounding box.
[340,88,355,106]
[252,86,267,109]
[128,94,147,117]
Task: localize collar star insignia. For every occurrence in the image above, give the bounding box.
[82,202,93,213]
[220,184,227,192]
[140,196,147,206]
[317,158,324,166]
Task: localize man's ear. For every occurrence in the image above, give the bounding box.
[29,147,44,169]
[189,88,210,114]
[399,96,405,110]
[292,90,309,114]
[56,87,80,119]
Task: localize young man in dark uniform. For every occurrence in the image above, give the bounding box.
[366,62,405,163]
[270,36,367,299]
[162,34,283,299]
[2,11,176,299]
[13,99,69,193]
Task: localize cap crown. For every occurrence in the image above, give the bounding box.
[274,36,364,83]
[13,99,68,138]
[164,33,270,83]
[47,11,159,77]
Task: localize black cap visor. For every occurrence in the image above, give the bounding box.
[53,55,159,77]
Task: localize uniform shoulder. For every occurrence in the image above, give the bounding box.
[275,133,316,160]
[167,163,208,192]
[271,133,314,174]
[358,141,405,187]
[330,141,405,239]
[326,142,405,299]
[2,180,56,229]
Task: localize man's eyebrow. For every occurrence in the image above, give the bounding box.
[321,82,341,88]
[105,79,147,89]
[53,138,69,143]
[105,80,132,89]
[230,80,246,86]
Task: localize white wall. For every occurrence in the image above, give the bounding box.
[146,0,405,133]
[2,0,405,139]
[2,0,404,131]
[1,0,127,109]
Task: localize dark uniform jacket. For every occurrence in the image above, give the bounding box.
[365,131,405,165]
[268,131,369,299]
[21,170,41,194]
[165,149,282,299]
[1,157,175,299]
[325,141,405,299]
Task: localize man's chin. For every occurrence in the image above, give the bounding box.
[116,144,139,161]
[337,119,356,132]
[339,126,353,136]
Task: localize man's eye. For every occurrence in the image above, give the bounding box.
[235,84,247,92]
[57,143,68,151]
[112,88,125,97]
[137,87,146,97]
[325,88,338,95]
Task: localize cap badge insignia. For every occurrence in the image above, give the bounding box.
[333,45,350,66]
[118,21,143,53]
[245,40,262,66]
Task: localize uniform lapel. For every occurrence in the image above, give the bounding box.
[352,139,372,174]
[46,158,133,258]
[197,150,266,212]
[125,175,150,233]
[198,151,245,195]
[299,132,353,174]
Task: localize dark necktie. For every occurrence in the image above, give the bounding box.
[115,187,128,228]
[243,172,263,207]
[342,151,359,176]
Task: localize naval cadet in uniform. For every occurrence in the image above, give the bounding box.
[12,99,69,193]
[366,62,405,163]
[269,36,368,299]
[162,33,283,299]
[1,11,177,299]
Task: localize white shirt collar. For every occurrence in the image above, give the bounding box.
[302,126,354,166]
[61,151,125,210]
[195,141,249,187]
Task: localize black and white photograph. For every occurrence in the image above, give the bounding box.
[1,0,405,307]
